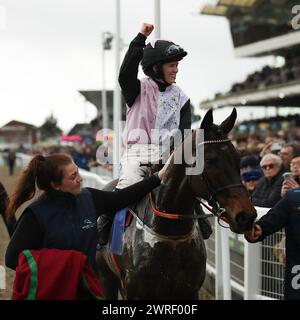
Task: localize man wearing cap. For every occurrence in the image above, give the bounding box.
[240,155,260,174]
[242,169,263,195]
[251,153,286,208]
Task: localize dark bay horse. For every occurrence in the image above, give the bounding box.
[96,108,257,300]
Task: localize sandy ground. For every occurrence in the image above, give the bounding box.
[0,165,22,300]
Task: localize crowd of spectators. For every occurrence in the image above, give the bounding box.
[212,55,300,99]
[231,56,300,94]
[0,141,113,176]
[232,126,300,202]
[230,125,300,296]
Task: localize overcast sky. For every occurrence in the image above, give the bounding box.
[0,0,274,133]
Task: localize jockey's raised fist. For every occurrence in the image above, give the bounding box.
[140,23,154,37]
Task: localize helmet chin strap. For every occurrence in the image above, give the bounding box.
[153,64,170,86]
[155,77,171,86]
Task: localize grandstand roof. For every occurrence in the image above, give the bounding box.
[200,0,300,57]
[79,90,114,110]
[200,79,300,109]
[78,90,127,128]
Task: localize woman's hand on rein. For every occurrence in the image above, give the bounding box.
[158,154,173,182]
[244,224,262,242]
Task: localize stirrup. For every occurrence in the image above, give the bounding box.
[96,243,106,251]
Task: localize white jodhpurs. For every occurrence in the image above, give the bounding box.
[116,144,162,189]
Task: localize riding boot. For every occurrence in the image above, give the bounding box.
[97,213,114,250]
[195,202,213,240]
[198,218,213,240]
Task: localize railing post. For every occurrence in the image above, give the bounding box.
[244,240,261,299]
[221,227,232,299]
[0,265,5,290]
[215,221,231,299]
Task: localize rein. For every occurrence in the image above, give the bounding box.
[149,192,213,220]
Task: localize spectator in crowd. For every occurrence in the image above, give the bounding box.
[235,135,248,155]
[240,155,260,174]
[6,149,16,176]
[251,154,286,208]
[242,169,263,195]
[0,181,16,237]
[245,188,300,299]
[279,142,300,171]
[72,146,93,171]
[281,156,300,197]
[5,153,169,273]
[259,140,285,158]
[247,133,262,149]
[250,154,287,296]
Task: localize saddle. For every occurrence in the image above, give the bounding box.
[109,194,150,255]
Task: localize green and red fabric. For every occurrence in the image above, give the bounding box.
[12,249,104,300]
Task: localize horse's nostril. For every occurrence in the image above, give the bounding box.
[236,212,257,230]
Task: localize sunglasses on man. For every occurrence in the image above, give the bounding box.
[261,163,276,170]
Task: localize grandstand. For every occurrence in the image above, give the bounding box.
[198,0,300,300]
[199,0,300,113]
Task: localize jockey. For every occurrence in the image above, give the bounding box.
[117,22,191,189]
[97,23,212,247]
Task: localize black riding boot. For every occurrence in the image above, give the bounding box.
[97,213,114,249]
[195,202,213,240]
[198,218,213,240]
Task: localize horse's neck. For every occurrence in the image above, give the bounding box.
[149,166,195,236]
[158,170,193,213]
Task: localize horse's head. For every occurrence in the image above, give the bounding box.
[188,108,257,234]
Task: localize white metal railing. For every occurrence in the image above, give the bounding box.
[4,152,112,190]
[204,206,285,300]
[80,168,112,189]
[0,152,32,168]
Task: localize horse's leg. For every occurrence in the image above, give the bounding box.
[96,252,120,300]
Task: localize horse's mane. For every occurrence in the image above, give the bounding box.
[150,163,163,174]
[150,129,195,174]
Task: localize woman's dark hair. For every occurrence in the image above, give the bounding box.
[6,153,73,221]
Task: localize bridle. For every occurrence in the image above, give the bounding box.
[197,139,244,225]
[150,138,246,227]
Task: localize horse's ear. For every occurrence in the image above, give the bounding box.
[200,109,213,129]
[219,108,237,134]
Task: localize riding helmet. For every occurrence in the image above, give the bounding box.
[141,40,187,75]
